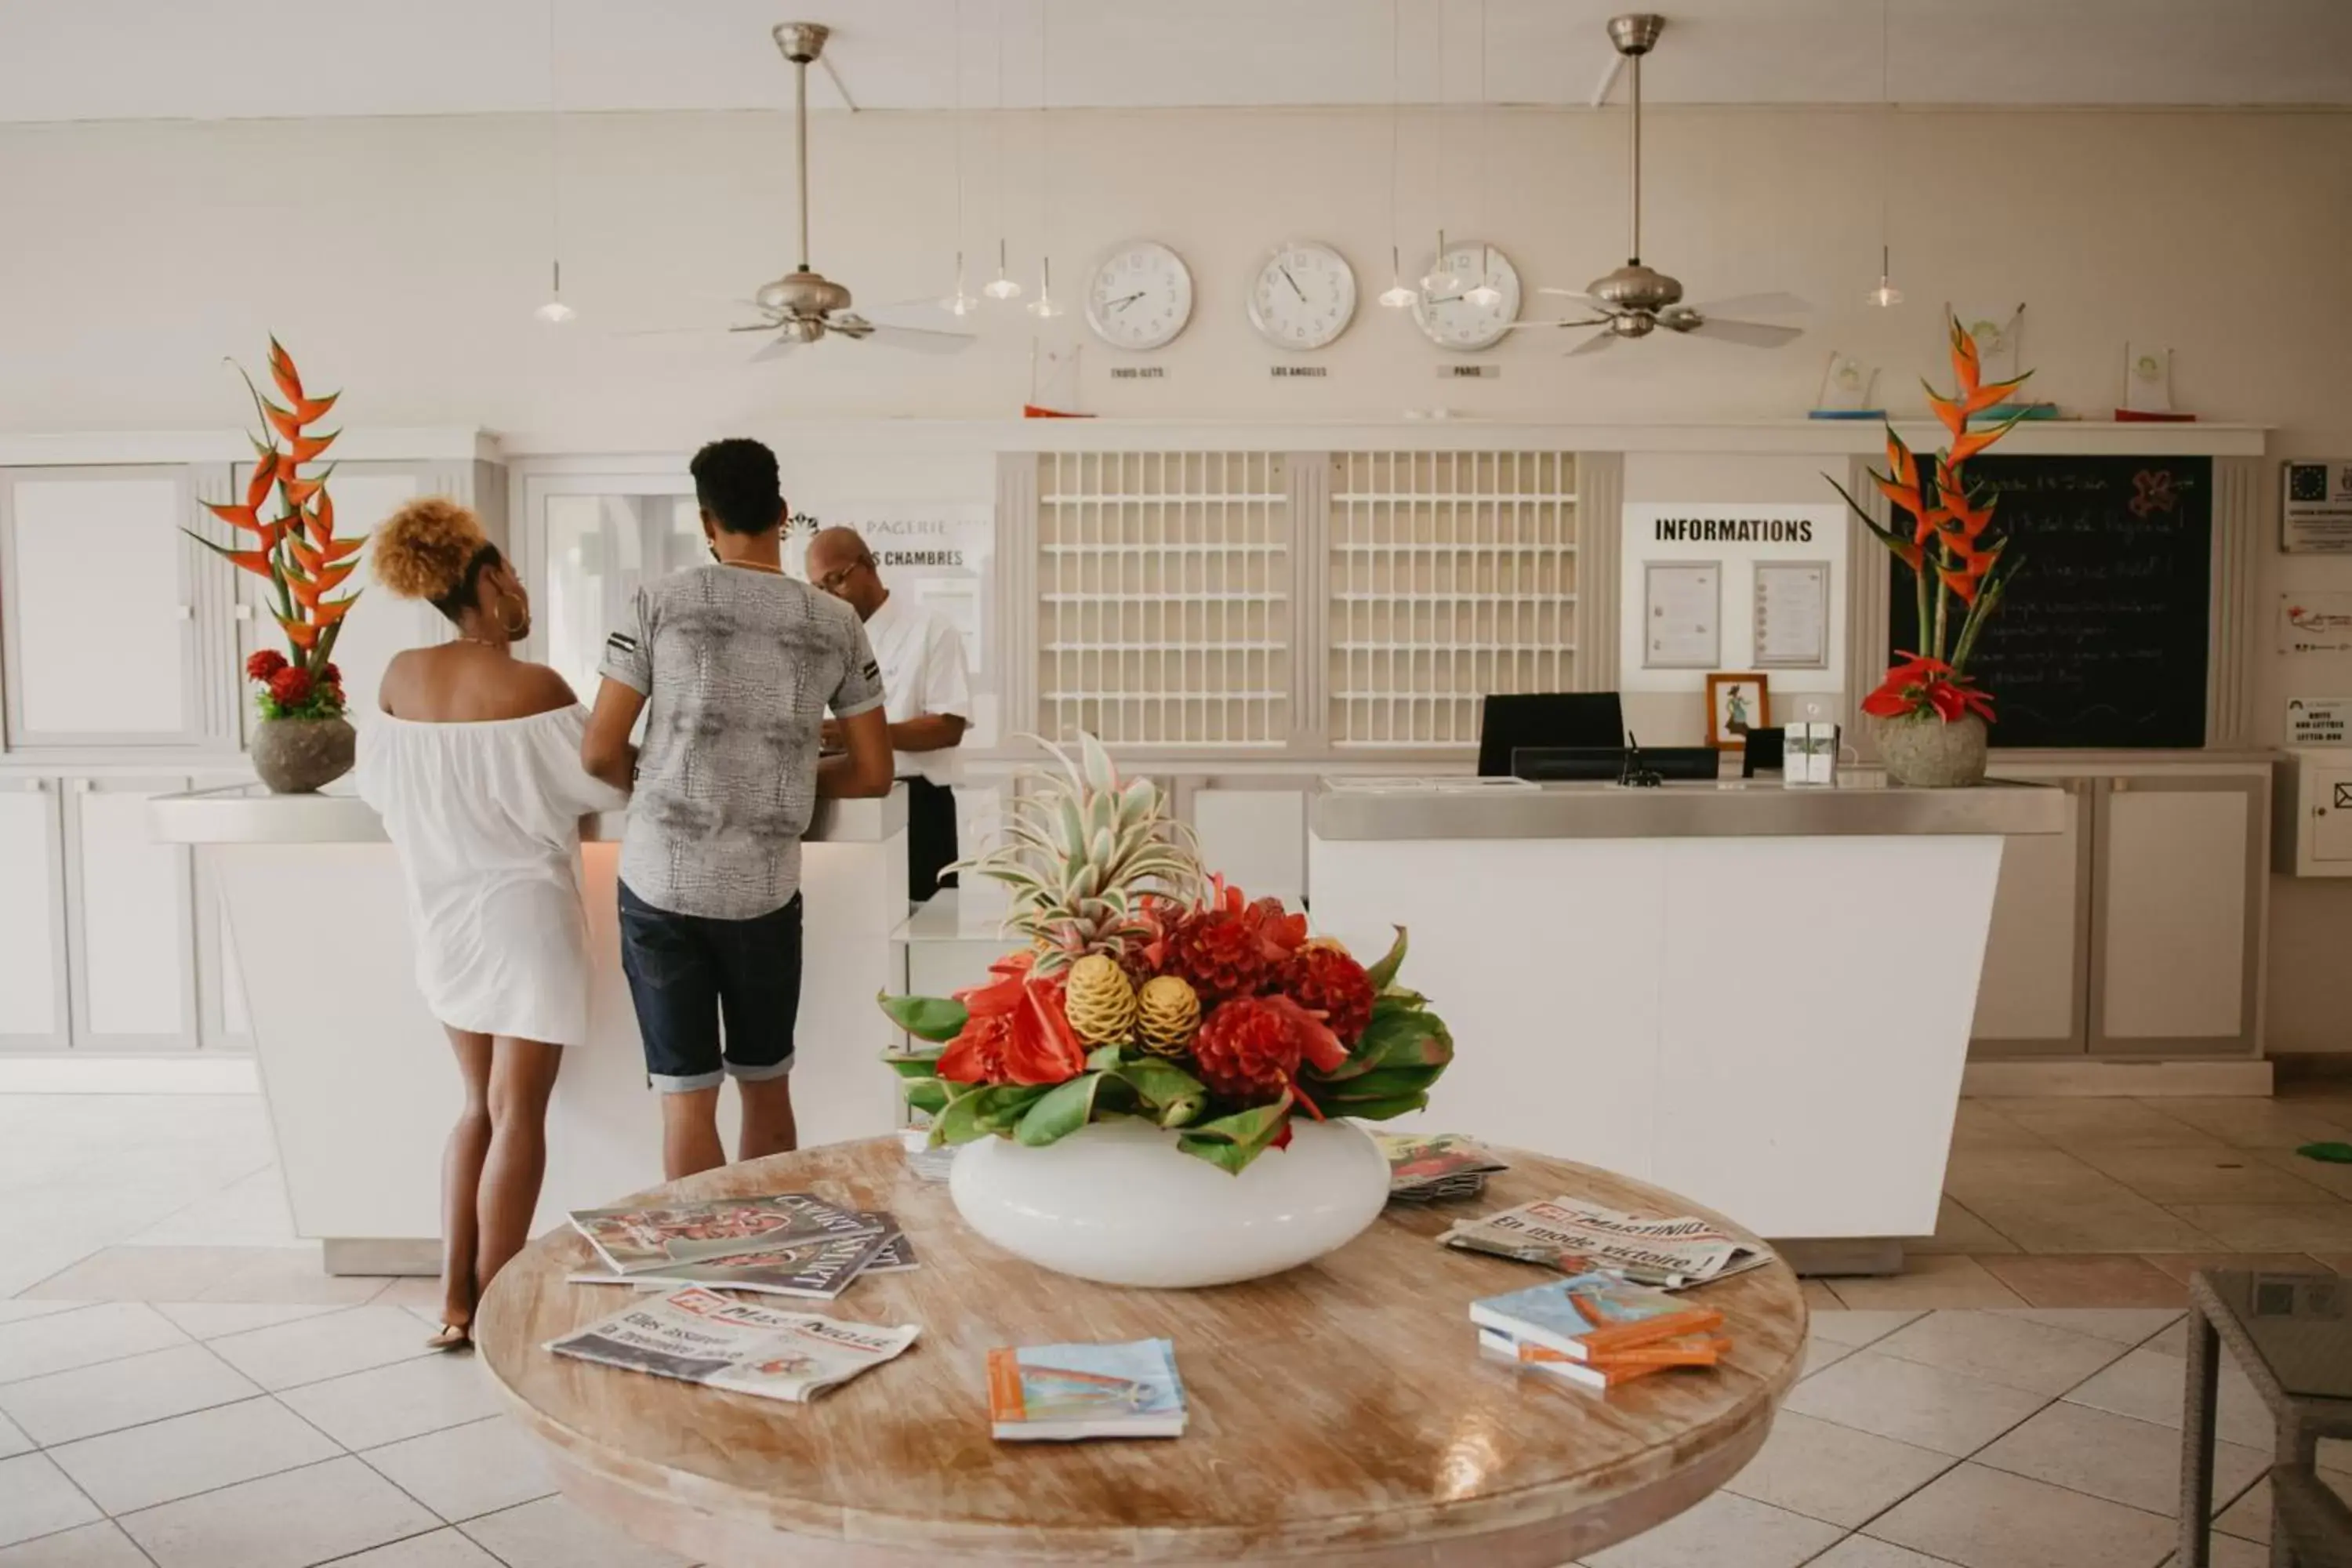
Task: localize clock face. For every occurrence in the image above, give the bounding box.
[1248,241,1357,351]
[1084,241,1193,351]
[1410,242,1522,352]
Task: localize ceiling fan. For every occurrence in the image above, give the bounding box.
[655,24,973,360]
[1519,14,1808,356]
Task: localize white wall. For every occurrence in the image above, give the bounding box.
[5,101,2352,1047]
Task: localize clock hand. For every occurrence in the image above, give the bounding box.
[1279,265,1306,302]
[1425,294,1465,306]
[1105,291,1146,313]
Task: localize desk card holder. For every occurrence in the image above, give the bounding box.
[1807,352,1884,420]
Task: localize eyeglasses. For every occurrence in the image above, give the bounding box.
[813,558,869,593]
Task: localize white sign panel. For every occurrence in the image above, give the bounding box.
[1642,561,1722,669]
[1620,502,1848,695]
[1753,560,1832,670]
[2285,460,2352,554]
[2281,593,2352,656]
[2288,698,2352,747]
[784,503,994,673]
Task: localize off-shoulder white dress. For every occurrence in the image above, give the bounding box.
[354,706,627,1047]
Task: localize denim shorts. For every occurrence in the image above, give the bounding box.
[617,880,802,1094]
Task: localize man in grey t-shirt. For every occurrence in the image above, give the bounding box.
[583,439,892,1180]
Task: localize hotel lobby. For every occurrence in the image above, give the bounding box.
[4,3,2352,1566]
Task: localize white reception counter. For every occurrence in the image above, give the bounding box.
[151,784,909,1273]
[1308,776,2066,1269]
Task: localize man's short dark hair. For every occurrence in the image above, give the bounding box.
[690,439,785,535]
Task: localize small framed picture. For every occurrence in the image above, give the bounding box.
[1705,673,1770,750]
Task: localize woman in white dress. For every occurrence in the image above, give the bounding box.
[356,497,626,1349]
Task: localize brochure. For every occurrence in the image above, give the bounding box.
[545,1287,919,1403]
[1478,1327,1729,1391]
[1468,1271,1724,1363]
[568,1193,880,1276]
[1443,1196,1772,1289]
[987,1338,1187,1441]
[1374,1132,1509,1202]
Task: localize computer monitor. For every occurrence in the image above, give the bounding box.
[1476,692,1625,778]
[1510,746,1724,782]
[1741,727,1786,779]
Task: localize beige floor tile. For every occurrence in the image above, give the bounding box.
[2001,1307,2183,1345]
[1871,1309,2132,1396]
[1582,1490,1846,1568]
[0,1520,151,1566]
[118,1456,439,1568]
[1940,1148,2119,1205]
[45,1396,338,1516]
[1975,1399,2267,1517]
[191,1250,387,1307]
[1802,1338,1857,1380]
[1866,1461,2176,1568]
[2252,1146,2352,1199]
[328,1531,504,1567]
[1983,1098,2208,1149]
[1908,1199,2017,1256]
[2065,1346,2274,1449]
[1807,1540,1970,1568]
[2143,1251,2326,1285]
[0,1305,187,1385]
[1723,1409,1955,1527]
[361,1417,555,1524]
[1962,1192,2221,1254]
[1808,1310,1926,1348]
[2210,1462,2352,1548]
[0,1457,100,1551]
[0,1342,260,1447]
[149,1301,352,1341]
[0,1420,23,1464]
[17,1248,253,1305]
[2164,1202,2352,1251]
[206,1305,436,1392]
[2143,1097,2352,1149]
[2074,1145,2336,1205]
[1828,1257,2025,1311]
[2145,1317,2190,1356]
[460,1494,695,1568]
[372,1278,452,1312]
[276,1351,504,1451]
[2179,1531,2278,1567]
[1801,1280,1844,1311]
[1781,1351,2050,1457]
[1949,1102,2052,1151]
[0,1307,92,1332]
[1975,1255,2188,1308]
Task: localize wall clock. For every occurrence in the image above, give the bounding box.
[1411,241,1522,352]
[1084,241,1193,351]
[1248,241,1357,351]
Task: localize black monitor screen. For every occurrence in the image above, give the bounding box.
[1476,693,1624,778]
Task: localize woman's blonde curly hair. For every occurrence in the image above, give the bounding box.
[372,497,492,611]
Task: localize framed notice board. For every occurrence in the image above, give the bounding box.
[1889,456,2211,749]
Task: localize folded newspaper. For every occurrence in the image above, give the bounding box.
[1443,1197,1773,1290]
[546,1286,919,1403]
[566,1211,915,1301]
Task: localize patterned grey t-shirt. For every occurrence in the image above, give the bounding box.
[598,564,884,920]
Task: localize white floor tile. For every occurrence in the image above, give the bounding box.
[0,1420,24,1463]
[151,1301,350,1341]
[1870,1310,2132,1396]
[0,1457,100,1552]
[0,1342,261,1447]
[1806,1540,1969,1568]
[0,1305,187,1385]
[207,1306,436,1392]
[118,1456,440,1568]
[0,1308,92,1332]
[328,1530,504,1566]
[1802,1338,1857,1381]
[122,1168,301,1250]
[277,1353,504,1451]
[2002,1308,2185,1346]
[1867,1462,2178,1568]
[2063,1346,2275,1450]
[1583,1490,1846,1567]
[1782,1351,2051,1458]
[0,1520,150,1566]
[362,1417,555,1524]
[45,1396,338,1515]
[1806,1311,1926,1349]
[461,1495,695,1568]
[1976,1399,2268,1519]
[1724,1410,1955,1528]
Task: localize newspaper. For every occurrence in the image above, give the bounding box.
[546,1287,919,1403]
[1443,1197,1773,1290]
[1374,1133,1509,1202]
[564,1212,916,1300]
[568,1193,880,1276]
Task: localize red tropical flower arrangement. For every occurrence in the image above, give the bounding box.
[1831,311,2033,727]
[183,339,366,722]
[880,736,1450,1174]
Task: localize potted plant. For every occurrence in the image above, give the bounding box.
[878,735,1453,1288]
[1831,312,2031,786]
[186,340,368,793]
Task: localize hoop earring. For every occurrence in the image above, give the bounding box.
[496,591,527,639]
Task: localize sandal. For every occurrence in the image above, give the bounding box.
[424,1322,473,1353]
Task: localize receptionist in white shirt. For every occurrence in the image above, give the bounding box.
[806,526,972,902]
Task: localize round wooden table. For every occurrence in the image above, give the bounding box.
[477,1137,1806,1566]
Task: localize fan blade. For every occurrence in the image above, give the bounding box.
[864,323,977,355]
[1536,289,1607,308]
[750,335,802,362]
[1680,316,1804,349]
[1566,330,1620,357]
[1680,292,1810,319]
[1499,318,1610,332]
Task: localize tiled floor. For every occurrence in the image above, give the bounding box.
[12,1089,2352,1566]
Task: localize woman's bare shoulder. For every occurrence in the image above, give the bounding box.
[498,660,583,719]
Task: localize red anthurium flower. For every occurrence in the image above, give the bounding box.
[1926,681,1969,721]
[941,950,1087,1087]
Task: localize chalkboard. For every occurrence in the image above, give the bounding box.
[1888,455,2210,749]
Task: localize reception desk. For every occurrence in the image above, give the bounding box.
[150,785,909,1273]
[1308,776,2064,1268]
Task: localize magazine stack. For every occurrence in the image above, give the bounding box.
[567,1194,917,1301]
[987,1339,1189,1441]
[1471,1273,1730,1393]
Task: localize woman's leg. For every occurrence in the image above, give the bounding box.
[474,1038,564,1301]
[440,1029,495,1333]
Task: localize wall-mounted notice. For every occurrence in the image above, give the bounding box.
[2283,593,2352,656]
[1643,561,1722,669]
[2287,698,2352,746]
[2284,460,2352,554]
[1753,561,1831,669]
[784,502,993,673]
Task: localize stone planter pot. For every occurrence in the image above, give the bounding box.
[252,715,356,794]
[949,1116,1390,1289]
[1871,712,1988,788]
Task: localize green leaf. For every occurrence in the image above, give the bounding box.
[1112,1056,1207,1112]
[1015,1073,1102,1146]
[930,1087,990,1145]
[970,1083,1051,1134]
[1181,1094,1294,1147]
[1363,927,1409,991]
[904,1080,949,1117]
[1176,1134,1261,1174]
[1315,1006,1453,1083]
[1320,1091,1430,1122]
[1085,1043,1123,1073]
[1312,1065,1444,1103]
[2297,1142,2352,1165]
[876,993,968,1044]
[880,1048,943,1080]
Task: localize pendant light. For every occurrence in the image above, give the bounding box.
[982,0,1022,301]
[1461,4,1503,309]
[1377,0,1414,307]
[1419,8,1459,296]
[1865,0,1903,307]
[1024,2,1064,318]
[1027,256,1065,318]
[939,1,980,315]
[532,0,575,324]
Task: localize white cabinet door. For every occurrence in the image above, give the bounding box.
[2,470,198,746]
[0,779,70,1050]
[1970,781,2091,1054]
[2092,775,2263,1053]
[64,776,197,1051]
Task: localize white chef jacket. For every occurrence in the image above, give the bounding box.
[863,592,972,784]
